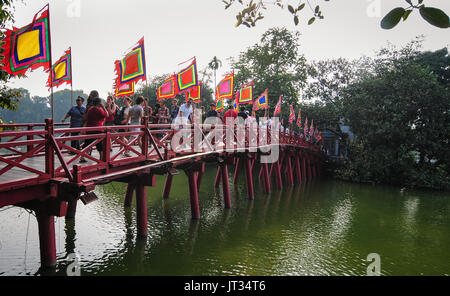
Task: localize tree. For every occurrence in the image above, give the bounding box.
[0,0,21,113]
[208,56,222,89]
[222,0,449,29]
[230,27,307,119]
[339,47,450,190]
[0,88,88,123]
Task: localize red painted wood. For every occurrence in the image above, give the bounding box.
[244,158,254,200]
[295,155,302,183]
[162,174,173,199]
[262,162,271,194]
[197,162,205,190]
[135,183,148,237]
[286,156,294,186]
[36,212,56,268]
[221,164,231,208]
[66,200,77,219]
[124,183,136,206]
[233,158,241,184]
[214,167,221,188]
[188,171,200,219]
[274,159,283,189]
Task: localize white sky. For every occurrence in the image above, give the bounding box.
[5,0,450,99]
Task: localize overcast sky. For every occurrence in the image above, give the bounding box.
[5,0,450,99]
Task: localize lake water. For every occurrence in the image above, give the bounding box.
[0,165,449,276]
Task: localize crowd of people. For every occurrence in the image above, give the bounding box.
[61,90,292,162]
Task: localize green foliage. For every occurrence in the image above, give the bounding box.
[222,0,449,29]
[224,0,325,28]
[337,45,450,191]
[0,88,88,123]
[381,2,449,30]
[230,27,307,117]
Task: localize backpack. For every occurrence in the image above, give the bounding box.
[114,106,125,125]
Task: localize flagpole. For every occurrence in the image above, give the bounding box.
[46,4,54,122]
[142,37,150,102]
[69,47,73,106]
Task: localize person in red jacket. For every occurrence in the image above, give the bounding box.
[79,97,109,163]
[223,106,238,123]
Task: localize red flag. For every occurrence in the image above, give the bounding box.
[288,104,295,123]
[273,95,282,116]
[296,109,302,128]
[0,5,51,76]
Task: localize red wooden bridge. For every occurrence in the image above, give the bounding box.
[0,118,325,268]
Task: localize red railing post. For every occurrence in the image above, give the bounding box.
[103,127,111,167]
[142,117,149,159]
[45,119,55,178]
[26,125,33,153]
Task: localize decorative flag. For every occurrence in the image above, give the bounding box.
[309,119,314,137]
[177,58,198,93]
[304,117,309,136]
[232,91,240,112]
[114,37,147,88]
[157,74,178,100]
[238,81,254,104]
[316,131,323,144]
[115,82,135,97]
[46,48,71,89]
[0,5,51,76]
[255,89,269,110]
[215,73,234,101]
[296,109,302,128]
[186,82,202,103]
[288,104,295,123]
[216,96,224,112]
[273,95,282,116]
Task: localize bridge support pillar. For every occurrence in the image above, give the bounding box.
[36,211,56,268]
[244,157,254,200]
[261,162,271,194]
[135,183,148,237]
[124,183,135,207]
[197,162,205,191]
[286,155,294,186]
[274,159,283,189]
[301,156,307,182]
[187,171,200,219]
[162,174,173,200]
[214,167,221,188]
[221,163,232,208]
[312,161,317,179]
[295,154,302,183]
[66,200,77,220]
[307,157,312,180]
[233,158,241,184]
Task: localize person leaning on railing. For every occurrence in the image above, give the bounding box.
[61,96,86,153]
[79,97,109,163]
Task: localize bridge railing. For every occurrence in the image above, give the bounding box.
[0,118,321,189]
